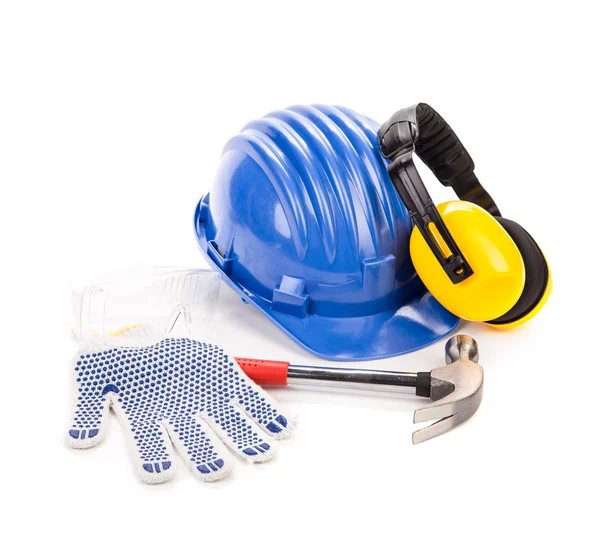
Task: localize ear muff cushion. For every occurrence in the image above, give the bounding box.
[487,218,549,325]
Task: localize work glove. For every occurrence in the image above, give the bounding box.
[67,337,295,483]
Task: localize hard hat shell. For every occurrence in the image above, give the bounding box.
[194,105,458,360]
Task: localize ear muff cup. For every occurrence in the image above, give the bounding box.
[487,218,549,325]
[410,201,527,321]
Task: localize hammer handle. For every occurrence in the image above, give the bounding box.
[235,357,420,394]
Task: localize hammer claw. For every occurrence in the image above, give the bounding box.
[411,336,484,444]
[412,415,456,445]
[413,401,457,424]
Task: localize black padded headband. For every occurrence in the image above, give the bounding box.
[378,103,501,283]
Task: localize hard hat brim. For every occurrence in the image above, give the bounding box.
[197,241,459,361]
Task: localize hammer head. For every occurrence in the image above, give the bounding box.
[412,335,484,444]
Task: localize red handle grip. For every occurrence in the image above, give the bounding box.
[234,357,290,386]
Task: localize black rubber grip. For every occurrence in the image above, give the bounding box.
[413,104,501,216]
[416,371,431,398]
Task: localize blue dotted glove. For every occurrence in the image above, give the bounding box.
[67,338,295,483]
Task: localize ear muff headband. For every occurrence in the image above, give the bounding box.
[378,103,501,284]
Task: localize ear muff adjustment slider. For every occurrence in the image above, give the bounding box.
[379,116,474,284]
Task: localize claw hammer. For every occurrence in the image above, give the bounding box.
[236,334,484,443]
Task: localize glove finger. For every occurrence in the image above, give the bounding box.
[228,359,296,440]
[201,403,276,463]
[124,420,176,484]
[67,350,111,449]
[109,392,176,484]
[164,416,232,482]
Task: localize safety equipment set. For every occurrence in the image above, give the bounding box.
[68,103,550,484]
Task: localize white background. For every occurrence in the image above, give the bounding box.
[1,1,599,549]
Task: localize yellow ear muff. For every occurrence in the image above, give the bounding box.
[486,267,552,329]
[410,201,525,321]
[484,218,552,328]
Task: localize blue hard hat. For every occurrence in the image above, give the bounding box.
[194,105,458,360]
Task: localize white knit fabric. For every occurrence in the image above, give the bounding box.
[67,338,296,484]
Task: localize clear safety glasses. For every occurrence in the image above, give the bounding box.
[72,268,221,346]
